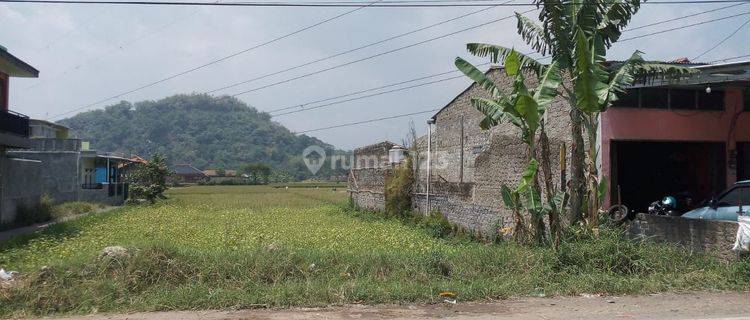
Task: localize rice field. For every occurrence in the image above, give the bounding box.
[0,185,747,317]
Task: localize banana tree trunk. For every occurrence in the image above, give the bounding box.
[569,108,586,226]
[585,115,600,227]
[538,119,560,245]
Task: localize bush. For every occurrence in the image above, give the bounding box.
[14,195,54,227]
[384,157,413,219]
[128,154,170,204]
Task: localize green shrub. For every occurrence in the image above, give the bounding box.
[384,157,413,219]
[16,195,54,226]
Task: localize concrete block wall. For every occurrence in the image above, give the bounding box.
[628,214,740,260]
[0,156,43,223]
[412,193,509,235]
[411,67,573,235]
[7,151,80,204]
[347,167,391,211]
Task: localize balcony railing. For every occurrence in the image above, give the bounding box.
[0,109,30,137]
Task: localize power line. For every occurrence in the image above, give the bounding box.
[25,7,203,91]
[3,0,749,6]
[206,1,510,94]
[293,108,438,134]
[626,1,746,31]
[693,17,750,60]
[265,5,745,117]
[267,62,491,114]
[273,74,466,117]
[620,10,750,41]
[50,4,748,120]
[226,9,532,98]
[47,0,383,119]
[708,53,750,63]
[231,7,747,97]
[294,52,750,134]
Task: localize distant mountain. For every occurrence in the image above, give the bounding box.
[59,94,344,180]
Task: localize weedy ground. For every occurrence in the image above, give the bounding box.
[0,186,748,317]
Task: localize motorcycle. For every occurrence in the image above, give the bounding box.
[647,193,694,216]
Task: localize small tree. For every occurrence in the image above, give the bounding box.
[456,50,564,244]
[129,154,170,204]
[243,163,272,184]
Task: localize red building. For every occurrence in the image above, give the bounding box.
[602,60,750,211]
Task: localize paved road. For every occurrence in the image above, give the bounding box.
[42,292,750,320]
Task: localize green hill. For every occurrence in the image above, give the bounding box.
[59,94,343,180]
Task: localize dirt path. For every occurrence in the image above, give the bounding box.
[39,291,750,320]
[0,206,117,243]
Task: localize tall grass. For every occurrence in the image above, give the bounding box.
[0,186,747,317]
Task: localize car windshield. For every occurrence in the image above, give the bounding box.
[718,186,750,207]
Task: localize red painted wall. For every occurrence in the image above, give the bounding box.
[601,89,749,206]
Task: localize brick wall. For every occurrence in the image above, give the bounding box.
[413,67,573,233]
[628,213,740,260]
[347,167,391,211]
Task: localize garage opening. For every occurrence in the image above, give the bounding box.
[738,142,750,182]
[610,141,726,213]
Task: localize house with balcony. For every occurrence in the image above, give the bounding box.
[0,46,42,224]
[8,120,133,206]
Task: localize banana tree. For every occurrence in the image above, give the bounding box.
[511,0,696,227]
[455,49,564,243]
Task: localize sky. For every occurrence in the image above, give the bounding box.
[1,1,748,150]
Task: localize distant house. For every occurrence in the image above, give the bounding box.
[203,169,219,178]
[170,164,207,183]
[203,168,247,184]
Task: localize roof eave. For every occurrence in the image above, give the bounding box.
[0,49,39,78]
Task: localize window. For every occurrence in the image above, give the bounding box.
[612,88,639,108]
[641,88,668,109]
[698,89,724,110]
[669,89,696,110]
[718,187,750,207]
[744,90,750,112]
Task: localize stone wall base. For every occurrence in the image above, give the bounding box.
[628,214,740,260]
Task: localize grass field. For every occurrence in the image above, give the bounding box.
[0,186,749,317]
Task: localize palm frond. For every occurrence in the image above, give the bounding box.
[572,28,608,113]
[574,0,604,36]
[466,43,545,75]
[537,0,574,68]
[597,0,641,47]
[605,50,644,105]
[631,61,697,85]
[471,97,509,130]
[533,60,562,109]
[515,12,550,56]
[455,57,503,98]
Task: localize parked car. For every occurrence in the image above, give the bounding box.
[682,180,750,221]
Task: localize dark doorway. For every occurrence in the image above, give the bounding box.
[610,141,726,213]
[739,142,750,181]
